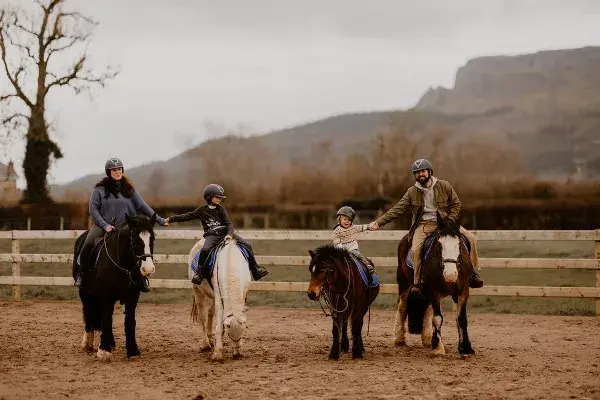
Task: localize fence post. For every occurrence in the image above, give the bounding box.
[595,229,600,316]
[243,213,252,228]
[26,217,31,230]
[11,232,20,301]
[263,213,270,229]
[59,216,64,231]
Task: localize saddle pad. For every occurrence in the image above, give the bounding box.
[191,242,252,276]
[406,233,470,269]
[349,254,380,289]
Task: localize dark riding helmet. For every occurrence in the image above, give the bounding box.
[203,183,226,203]
[411,158,433,174]
[105,157,124,176]
[336,206,356,222]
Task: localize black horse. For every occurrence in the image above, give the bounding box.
[307,245,380,360]
[72,213,157,360]
[395,214,475,357]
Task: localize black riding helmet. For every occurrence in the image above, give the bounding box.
[411,158,433,175]
[203,183,226,203]
[336,206,356,222]
[105,157,124,176]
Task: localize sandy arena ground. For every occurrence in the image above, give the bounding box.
[0,301,599,400]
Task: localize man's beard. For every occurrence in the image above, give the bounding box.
[417,175,430,185]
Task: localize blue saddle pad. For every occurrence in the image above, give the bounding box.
[191,242,252,276]
[349,254,379,289]
[406,233,470,269]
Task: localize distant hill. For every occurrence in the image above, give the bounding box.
[52,46,600,201]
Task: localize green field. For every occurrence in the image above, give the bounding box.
[0,234,596,315]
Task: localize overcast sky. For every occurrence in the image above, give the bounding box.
[2,0,600,186]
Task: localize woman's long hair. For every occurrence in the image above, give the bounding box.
[94,175,135,198]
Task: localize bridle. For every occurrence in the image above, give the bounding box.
[102,228,154,287]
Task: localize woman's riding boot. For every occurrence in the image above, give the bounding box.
[469,272,484,288]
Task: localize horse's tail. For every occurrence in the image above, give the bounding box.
[406,290,429,334]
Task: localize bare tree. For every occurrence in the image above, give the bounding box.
[0,0,118,203]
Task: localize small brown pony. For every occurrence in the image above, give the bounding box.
[394,215,476,357]
[307,245,380,360]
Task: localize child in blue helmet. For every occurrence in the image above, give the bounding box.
[166,184,269,285]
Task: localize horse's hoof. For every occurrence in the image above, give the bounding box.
[200,345,212,353]
[96,349,112,361]
[328,353,340,361]
[128,355,140,361]
[232,352,243,360]
[394,339,406,347]
[422,336,433,348]
[431,343,446,357]
[211,352,224,362]
[459,347,475,357]
[352,352,364,360]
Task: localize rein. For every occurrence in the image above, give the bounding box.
[320,256,354,327]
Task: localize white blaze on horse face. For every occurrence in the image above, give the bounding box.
[139,231,155,276]
[439,236,459,283]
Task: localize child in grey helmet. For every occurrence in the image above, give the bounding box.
[332,206,376,281]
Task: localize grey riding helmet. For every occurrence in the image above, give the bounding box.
[105,157,124,176]
[336,206,356,222]
[411,158,433,174]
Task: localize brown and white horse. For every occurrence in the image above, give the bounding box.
[394,216,475,357]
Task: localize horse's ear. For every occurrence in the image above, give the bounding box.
[150,213,157,225]
[308,249,315,259]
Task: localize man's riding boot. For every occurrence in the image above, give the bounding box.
[139,277,151,293]
[469,272,484,288]
[248,254,269,280]
[192,251,209,285]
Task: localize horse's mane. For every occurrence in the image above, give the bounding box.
[436,216,460,238]
[313,244,351,264]
[117,214,155,233]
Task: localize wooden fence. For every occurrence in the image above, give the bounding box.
[1,229,599,315]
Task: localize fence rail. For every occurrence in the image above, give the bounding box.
[1,229,599,315]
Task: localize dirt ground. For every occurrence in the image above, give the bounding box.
[0,301,599,400]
